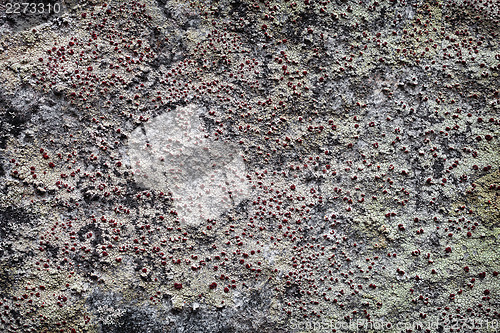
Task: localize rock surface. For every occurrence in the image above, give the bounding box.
[0,0,498,332]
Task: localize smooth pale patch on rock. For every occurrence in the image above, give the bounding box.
[128,104,249,226]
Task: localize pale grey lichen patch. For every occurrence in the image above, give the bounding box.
[128,104,249,226]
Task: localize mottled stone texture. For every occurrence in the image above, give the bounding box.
[0,0,498,332]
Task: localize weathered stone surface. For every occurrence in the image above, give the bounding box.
[0,0,498,332]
